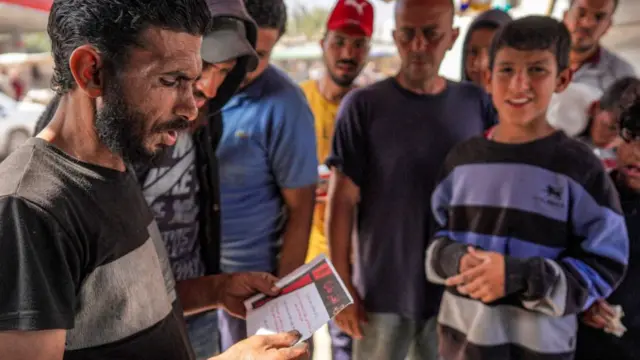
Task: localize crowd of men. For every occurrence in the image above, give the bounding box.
[0,0,639,359]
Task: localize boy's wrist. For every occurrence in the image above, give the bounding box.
[504,255,529,296]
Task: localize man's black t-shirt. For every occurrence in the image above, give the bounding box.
[0,138,194,359]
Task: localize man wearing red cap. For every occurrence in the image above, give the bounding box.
[300,1,373,359]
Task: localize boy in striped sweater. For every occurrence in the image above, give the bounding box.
[425,16,629,360]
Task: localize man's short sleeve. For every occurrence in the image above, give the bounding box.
[0,196,79,331]
[326,91,367,187]
[268,92,318,189]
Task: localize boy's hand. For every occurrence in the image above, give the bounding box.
[446,248,505,303]
[459,246,484,273]
[582,299,616,329]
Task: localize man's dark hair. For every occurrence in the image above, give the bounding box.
[489,16,571,72]
[244,0,287,36]
[48,0,210,94]
[569,0,619,13]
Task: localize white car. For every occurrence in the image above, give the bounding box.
[0,91,45,158]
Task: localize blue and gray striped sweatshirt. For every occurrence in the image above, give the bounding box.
[425,131,629,360]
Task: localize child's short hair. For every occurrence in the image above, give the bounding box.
[600,77,640,112]
[614,77,640,138]
[489,15,571,72]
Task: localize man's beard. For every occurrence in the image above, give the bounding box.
[571,42,594,54]
[571,31,595,54]
[94,78,188,166]
[325,56,360,88]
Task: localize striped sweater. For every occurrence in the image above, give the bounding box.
[425,131,629,360]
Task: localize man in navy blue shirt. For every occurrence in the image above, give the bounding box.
[326,0,495,358]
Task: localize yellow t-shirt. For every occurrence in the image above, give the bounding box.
[299,80,340,263]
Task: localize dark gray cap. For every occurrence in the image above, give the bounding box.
[203,0,260,112]
[204,0,259,70]
[202,17,258,71]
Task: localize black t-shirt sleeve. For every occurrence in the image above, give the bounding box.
[326,91,367,187]
[0,196,79,331]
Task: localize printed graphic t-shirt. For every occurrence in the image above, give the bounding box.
[0,138,194,360]
[143,132,205,281]
[300,79,340,262]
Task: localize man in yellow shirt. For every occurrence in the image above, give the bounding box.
[299,0,372,358]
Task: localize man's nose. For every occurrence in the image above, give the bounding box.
[409,31,429,51]
[578,14,597,30]
[509,70,531,92]
[340,43,357,59]
[176,88,199,121]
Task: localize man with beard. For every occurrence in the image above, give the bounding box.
[326,0,496,358]
[137,1,260,358]
[299,0,373,358]
[563,0,635,91]
[0,0,309,359]
[216,0,318,351]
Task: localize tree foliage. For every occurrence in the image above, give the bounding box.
[288,5,331,40]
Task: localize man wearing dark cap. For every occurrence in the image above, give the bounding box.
[138,1,269,359]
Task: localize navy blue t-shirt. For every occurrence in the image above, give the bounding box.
[327,77,495,320]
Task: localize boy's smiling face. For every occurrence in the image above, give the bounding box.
[487,47,571,128]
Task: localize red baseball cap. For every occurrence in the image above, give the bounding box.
[326,0,374,38]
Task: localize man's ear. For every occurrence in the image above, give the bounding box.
[68,45,104,98]
[555,67,573,93]
[449,27,460,50]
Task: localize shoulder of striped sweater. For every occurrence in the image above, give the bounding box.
[553,134,605,177]
[447,136,488,160]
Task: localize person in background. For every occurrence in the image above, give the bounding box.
[0,0,309,359]
[563,0,635,91]
[576,87,640,360]
[426,16,628,360]
[326,0,496,358]
[300,0,373,358]
[460,8,512,90]
[546,81,603,137]
[576,77,640,171]
[217,0,317,351]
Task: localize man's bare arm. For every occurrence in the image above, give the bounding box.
[326,170,359,285]
[176,275,227,317]
[0,330,66,360]
[278,185,316,277]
